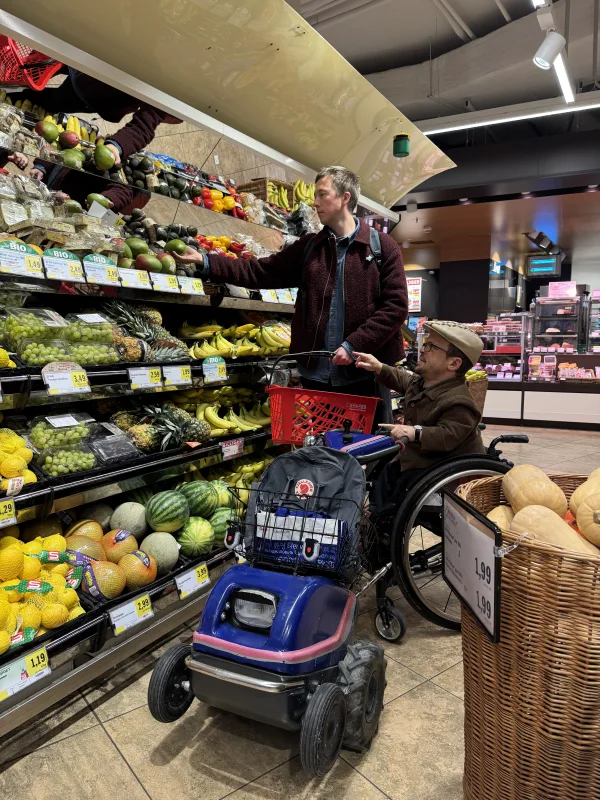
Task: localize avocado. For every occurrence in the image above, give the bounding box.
[136,253,162,273]
[125,237,149,257]
[134,180,145,189]
[156,226,168,241]
[86,193,111,209]
[122,242,133,259]
[124,165,133,176]
[157,183,169,196]
[94,144,116,171]
[187,226,198,237]
[131,170,145,183]
[165,239,187,256]
[140,156,153,172]
[190,185,202,198]
[129,157,141,170]
[131,208,145,221]
[180,192,190,203]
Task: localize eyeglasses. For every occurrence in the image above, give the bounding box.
[422,341,449,355]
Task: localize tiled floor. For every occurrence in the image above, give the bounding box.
[2,425,600,800]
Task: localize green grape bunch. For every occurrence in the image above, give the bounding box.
[20,341,71,366]
[30,420,90,449]
[41,447,96,477]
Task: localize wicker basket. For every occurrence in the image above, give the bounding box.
[236,176,294,208]
[457,474,600,800]
[466,377,488,415]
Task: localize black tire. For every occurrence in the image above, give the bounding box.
[392,457,511,631]
[374,607,406,642]
[339,642,386,751]
[148,644,194,723]
[300,683,346,776]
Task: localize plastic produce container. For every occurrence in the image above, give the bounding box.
[37,442,97,477]
[28,414,100,450]
[6,308,68,350]
[65,313,115,344]
[69,342,119,365]
[90,435,141,465]
[17,338,71,366]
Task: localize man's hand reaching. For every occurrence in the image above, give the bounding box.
[354,352,382,374]
[172,246,205,265]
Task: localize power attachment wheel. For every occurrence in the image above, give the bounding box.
[148,644,194,723]
[300,683,347,776]
[338,641,386,751]
[374,606,406,642]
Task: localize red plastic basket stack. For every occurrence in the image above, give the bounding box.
[267,386,379,445]
[0,36,63,90]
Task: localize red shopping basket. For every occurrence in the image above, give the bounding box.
[268,385,379,445]
[0,36,63,90]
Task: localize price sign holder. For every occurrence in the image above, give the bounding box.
[0,498,16,528]
[162,364,192,386]
[42,362,91,396]
[128,366,163,390]
[175,562,211,599]
[442,489,502,642]
[0,646,50,704]
[275,289,294,304]
[151,273,180,293]
[0,240,44,278]
[109,593,154,635]
[43,249,85,283]
[260,289,279,304]
[118,267,151,290]
[202,356,227,384]
[83,253,120,286]
[178,276,205,295]
[221,438,244,461]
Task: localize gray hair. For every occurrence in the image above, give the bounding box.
[315,165,360,211]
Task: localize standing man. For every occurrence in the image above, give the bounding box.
[174,165,408,413]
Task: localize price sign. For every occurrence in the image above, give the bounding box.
[290,288,298,303]
[109,593,153,635]
[162,364,192,386]
[221,438,244,461]
[44,364,91,396]
[151,273,180,293]
[260,289,279,303]
[178,276,205,295]
[118,267,151,289]
[442,490,502,641]
[0,240,44,277]
[0,498,16,528]
[175,562,211,599]
[83,254,120,286]
[128,366,162,389]
[43,248,85,283]
[275,289,294,304]
[202,356,227,384]
[0,646,50,704]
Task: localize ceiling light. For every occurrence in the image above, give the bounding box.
[553,51,575,103]
[423,225,432,233]
[532,0,547,7]
[534,31,566,69]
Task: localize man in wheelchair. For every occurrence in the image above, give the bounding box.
[354,320,485,519]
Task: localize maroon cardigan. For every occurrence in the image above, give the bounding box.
[209,220,408,367]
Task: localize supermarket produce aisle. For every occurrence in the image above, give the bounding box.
[2,425,600,800]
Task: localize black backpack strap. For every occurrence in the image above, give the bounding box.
[369,227,383,268]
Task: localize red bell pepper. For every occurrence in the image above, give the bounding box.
[192,196,202,206]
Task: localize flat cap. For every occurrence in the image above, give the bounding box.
[423,320,483,366]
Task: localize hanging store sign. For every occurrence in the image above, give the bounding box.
[548,281,577,299]
[407,278,422,313]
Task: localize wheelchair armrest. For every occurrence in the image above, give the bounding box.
[354,436,409,465]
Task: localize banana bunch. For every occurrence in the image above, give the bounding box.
[465,369,488,382]
[267,181,290,210]
[194,397,271,439]
[254,324,291,356]
[173,385,258,412]
[206,453,273,487]
[180,321,223,340]
[293,180,315,210]
[188,331,237,359]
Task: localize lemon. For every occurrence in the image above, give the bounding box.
[0,429,19,441]
[7,360,15,368]
[0,630,10,654]
[0,547,23,580]
[21,540,42,556]
[1,581,22,602]
[35,626,48,638]
[68,605,85,621]
[46,573,66,590]
[47,562,69,577]
[3,610,16,634]
[19,556,41,581]
[20,604,41,631]
[22,470,37,484]
[41,603,68,629]
[15,447,32,465]
[0,455,27,478]
[0,349,10,368]
[42,534,67,553]
[0,438,25,455]
[59,588,78,609]
[0,535,20,550]
[0,602,9,629]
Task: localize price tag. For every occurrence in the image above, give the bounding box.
[43,249,86,283]
[83,254,120,286]
[221,438,244,461]
[290,288,298,303]
[109,593,154,635]
[128,366,162,389]
[76,313,108,324]
[260,289,279,303]
[275,289,294,304]
[46,414,81,428]
[442,491,501,641]
[0,646,50,704]
[162,364,192,386]
[175,562,211,599]
[0,498,16,528]
[118,267,151,289]
[44,364,91,396]
[202,356,227,384]
[0,240,44,277]
[178,276,205,295]
[151,273,180,293]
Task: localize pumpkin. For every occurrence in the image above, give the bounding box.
[569,478,600,517]
[510,505,600,556]
[576,492,600,547]
[487,505,514,529]
[502,465,567,518]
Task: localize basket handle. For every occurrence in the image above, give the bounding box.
[266,350,334,389]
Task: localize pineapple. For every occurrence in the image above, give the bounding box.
[105,301,187,357]
[127,424,159,453]
[137,305,163,326]
[184,418,211,444]
[110,411,139,433]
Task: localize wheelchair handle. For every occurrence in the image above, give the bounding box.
[354,435,409,465]
[492,435,529,445]
[266,350,335,389]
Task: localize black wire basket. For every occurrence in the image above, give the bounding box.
[227,487,376,585]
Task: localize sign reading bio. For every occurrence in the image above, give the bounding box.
[407,277,422,313]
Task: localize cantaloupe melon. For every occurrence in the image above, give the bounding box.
[502,465,567,517]
[510,505,600,556]
[140,532,179,575]
[487,505,514,529]
[78,502,113,531]
[110,503,148,539]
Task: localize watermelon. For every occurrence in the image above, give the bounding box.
[209,507,233,539]
[178,482,219,518]
[211,480,234,508]
[146,491,189,533]
[125,487,153,506]
[178,517,214,557]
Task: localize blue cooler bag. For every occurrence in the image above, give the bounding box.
[324,430,395,458]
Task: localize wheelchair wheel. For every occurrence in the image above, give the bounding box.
[374,606,406,642]
[391,457,510,630]
[148,644,194,723]
[300,683,346,776]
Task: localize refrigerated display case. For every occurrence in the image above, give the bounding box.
[530,295,589,356]
[589,292,600,353]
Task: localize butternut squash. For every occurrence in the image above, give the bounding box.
[487,505,514,529]
[510,505,600,556]
[590,467,600,482]
[569,478,600,517]
[502,465,567,518]
[576,492,600,547]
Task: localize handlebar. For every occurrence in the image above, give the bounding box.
[354,434,409,465]
[266,350,334,390]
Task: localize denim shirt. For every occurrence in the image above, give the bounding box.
[298,218,362,385]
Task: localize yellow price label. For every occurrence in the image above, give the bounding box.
[180,365,191,382]
[71,371,89,389]
[192,279,204,294]
[68,261,83,278]
[26,255,43,275]
[195,564,209,584]
[166,275,178,289]
[217,363,227,378]
[0,499,15,524]
[148,368,161,384]
[138,271,150,284]
[106,266,119,282]
[135,594,152,617]
[25,647,48,677]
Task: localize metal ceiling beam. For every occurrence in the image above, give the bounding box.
[430,0,470,42]
[438,0,476,39]
[492,0,512,23]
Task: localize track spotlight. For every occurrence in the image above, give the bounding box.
[533,31,566,69]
